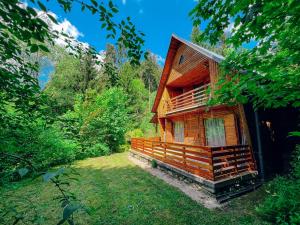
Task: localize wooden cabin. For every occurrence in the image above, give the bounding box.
[130,35,258,194]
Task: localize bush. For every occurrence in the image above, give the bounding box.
[79,88,129,153]
[125,128,144,142]
[81,143,110,158]
[0,120,79,183]
[151,159,158,168]
[256,145,300,225]
[118,144,130,152]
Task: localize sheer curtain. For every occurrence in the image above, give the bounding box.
[204,118,226,146]
[174,121,184,143]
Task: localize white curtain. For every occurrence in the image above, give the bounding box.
[204,118,226,146]
[174,121,184,143]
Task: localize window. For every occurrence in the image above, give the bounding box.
[204,118,226,146]
[174,121,184,143]
[178,55,185,65]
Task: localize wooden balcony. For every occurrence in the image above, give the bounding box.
[167,84,210,114]
[131,137,257,182]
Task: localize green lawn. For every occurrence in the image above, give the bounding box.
[0,152,269,225]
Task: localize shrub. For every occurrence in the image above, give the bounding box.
[256,145,300,225]
[118,144,130,152]
[125,128,144,142]
[0,120,79,183]
[79,88,129,153]
[82,143,110,158]
[151,159,158,168]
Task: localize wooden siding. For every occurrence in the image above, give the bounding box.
[157,89,171,118]
[167,44,209,87]
[159,107,239,147]
[153,36,252,149]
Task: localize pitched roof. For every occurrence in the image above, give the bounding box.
[151,34,224,113]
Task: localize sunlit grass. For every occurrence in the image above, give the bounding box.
[0,152,269,225]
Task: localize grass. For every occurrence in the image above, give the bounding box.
[0,152,269,225]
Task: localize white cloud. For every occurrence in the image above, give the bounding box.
[224,22,234,35]
[52,19,83,39]
[152,53,165,66]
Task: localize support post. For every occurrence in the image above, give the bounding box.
[254,110,265,181]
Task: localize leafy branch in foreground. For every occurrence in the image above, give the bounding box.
[0,153,85,225]
[0,0,146,129]
[190,0,300,109]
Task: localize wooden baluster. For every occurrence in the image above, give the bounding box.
[183,146,186,169]
[164,143,166,162]
[249,145,256,171]
[209,147,215,181]
[151,141,154,157]
[233,147,238,175]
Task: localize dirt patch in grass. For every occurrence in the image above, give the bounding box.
[129,155,221,209]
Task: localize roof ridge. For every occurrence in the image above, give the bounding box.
[171,34,225,63]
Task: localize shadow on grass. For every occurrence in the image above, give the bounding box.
[0,153,268,225]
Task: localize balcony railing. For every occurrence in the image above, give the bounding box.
[131,137,257,181]
[167,84,210,114]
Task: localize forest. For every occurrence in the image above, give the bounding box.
[1,41,162,178]
[1,0,299,225]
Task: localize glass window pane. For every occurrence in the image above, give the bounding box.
[174,121,184,143]
[204,118,226,146]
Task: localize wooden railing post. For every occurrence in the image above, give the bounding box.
[151,141,154,157]
[233,147,238,175]
[209,147,215,181]
[183,147,186,167]
[164,143,166,161]
[249,145,256,171]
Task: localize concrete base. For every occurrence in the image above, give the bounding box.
[130,149,258,195]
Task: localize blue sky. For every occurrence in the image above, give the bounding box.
[39,0,199,63]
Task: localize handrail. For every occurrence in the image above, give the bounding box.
[131,137,256,181]
[168,84,210,113]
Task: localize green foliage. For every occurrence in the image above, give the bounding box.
[256,145,300,224]
[1,0,145,129]
[151,159,158,168]
[190,26,227,55]
[0,120,79,183]
[65,88,129,153]
[190,0,300,109]
[0,153,267,224]
[83,143,110,158]
[126,129,144,141]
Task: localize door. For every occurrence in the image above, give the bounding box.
[204,118,226,146]
[174,121,184,143]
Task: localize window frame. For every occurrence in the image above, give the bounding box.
[204,118,226,147]
[173,121,184,143]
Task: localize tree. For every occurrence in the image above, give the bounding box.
[103,44,119,87]
[44,54,82,113]
[190,0,300,109]
[138,52,161,111]
[0,0,146,130]
[139,52,161,91]
[80,52,98,92]
[79,88,129,152]
[191,26,227,55]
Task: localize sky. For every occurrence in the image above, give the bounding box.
[26,0,255,87]
[37,0,199,65]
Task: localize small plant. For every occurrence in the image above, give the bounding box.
[0,153,86,225]
[256,145,300,225]
[151,159,158,168]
